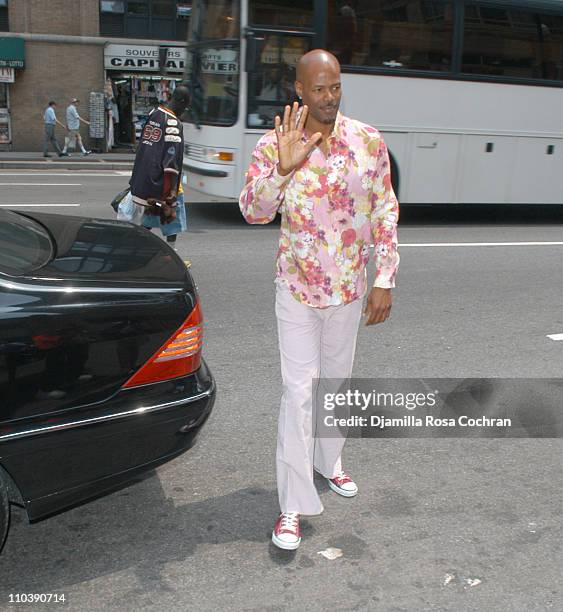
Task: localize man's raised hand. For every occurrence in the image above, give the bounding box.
[275,102,322,176]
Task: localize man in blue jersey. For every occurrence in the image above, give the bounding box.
[129,85,190,250]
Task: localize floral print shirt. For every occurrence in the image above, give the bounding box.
[239,112,399,308]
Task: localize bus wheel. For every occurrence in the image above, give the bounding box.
[0,473,10,554]
[389,152,400,198]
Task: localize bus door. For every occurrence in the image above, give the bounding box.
[245,29,314,128]
[242,28,314,186]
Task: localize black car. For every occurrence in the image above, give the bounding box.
[0,210,215,553]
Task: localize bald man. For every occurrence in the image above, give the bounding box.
[240,50,400,550]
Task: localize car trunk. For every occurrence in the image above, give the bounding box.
[0,212,199,425]
[24,212,190,286]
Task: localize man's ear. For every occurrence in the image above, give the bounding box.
[294,80,303,99]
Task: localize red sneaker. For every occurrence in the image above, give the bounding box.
[328,472,358,497]
[272,512,301,550]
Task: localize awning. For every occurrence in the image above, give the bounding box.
[0,37,25,68]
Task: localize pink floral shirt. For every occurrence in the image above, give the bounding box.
[239,112,400,308]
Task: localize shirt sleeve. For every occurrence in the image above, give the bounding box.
[161,135,183,176]
[371,137,400,288]
[239,134,292,224]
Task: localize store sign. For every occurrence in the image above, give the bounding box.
[104,44,186,72]
[200,49,239,74]
[0,68,14,83]
[89,91,105,139]
[177,4,191,17]
[0,37,25,68]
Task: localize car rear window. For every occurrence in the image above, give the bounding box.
[0,210,53,275]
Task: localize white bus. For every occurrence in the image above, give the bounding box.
[183,0,563,205]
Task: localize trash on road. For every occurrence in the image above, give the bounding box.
[317,547,343,560]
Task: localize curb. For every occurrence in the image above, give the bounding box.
[0,161,134,171]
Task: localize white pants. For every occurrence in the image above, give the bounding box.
[275,282,363,515]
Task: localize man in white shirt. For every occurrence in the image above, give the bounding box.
[62,98,91,156]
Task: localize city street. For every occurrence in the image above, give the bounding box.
[0,170,563,611]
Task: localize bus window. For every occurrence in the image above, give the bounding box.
[326,0,454,72]
[249,0,314,28]
[462,4,563,81]
[191,0,240,39]
[187,0,241,126]
[188,45,240,126]
[247,34,311,128]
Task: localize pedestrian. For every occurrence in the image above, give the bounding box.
[62,98,91,156]
[42,101,67,158]
[239,50,400,550]
[129,85,190,250]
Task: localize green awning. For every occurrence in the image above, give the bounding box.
[0,37,25,68]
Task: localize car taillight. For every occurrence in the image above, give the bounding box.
[123,301,203,388]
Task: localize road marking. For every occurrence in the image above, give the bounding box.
[0,172,127,177]
[0,203,80,207]
[399,241,563,247]
[0,183,81,186]
[547,334,563,341]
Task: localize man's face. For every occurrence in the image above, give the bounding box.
[296,65,342,125]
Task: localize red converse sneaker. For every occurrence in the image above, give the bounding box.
[272,512,301,550]
[328,471,358,497]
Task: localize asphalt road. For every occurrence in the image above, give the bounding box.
[0,171,563,611]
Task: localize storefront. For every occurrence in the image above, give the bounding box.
[104,43,186,148]
[0,37,25,148]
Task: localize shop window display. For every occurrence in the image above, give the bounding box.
[106,75,182,147]
[0,83,9,146]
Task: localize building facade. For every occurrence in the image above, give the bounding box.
[0,0,191,151]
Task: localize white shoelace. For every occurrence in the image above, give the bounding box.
[280,512,299,530]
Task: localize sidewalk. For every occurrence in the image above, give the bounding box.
[0,151,135,171]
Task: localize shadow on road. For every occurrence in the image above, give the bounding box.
[0,475,311,594]
[186,202,563,231]
[187,201,280,231]
[400,204,563,226]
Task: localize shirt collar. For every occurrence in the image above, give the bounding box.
[301,111,346,146]
[159,105,179,119]
[328,112,346,145]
